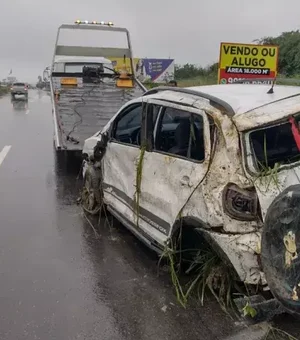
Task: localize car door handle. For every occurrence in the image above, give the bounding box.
[180,176,190,186]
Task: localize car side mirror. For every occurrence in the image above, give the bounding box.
[99,131,109,148]
[93,132,109,162]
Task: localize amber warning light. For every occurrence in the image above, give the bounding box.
[75,20,114,26]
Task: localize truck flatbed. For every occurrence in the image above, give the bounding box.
[52,78,143,150]
[50,22,146,154]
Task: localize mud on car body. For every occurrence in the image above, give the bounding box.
[81,84,300,317]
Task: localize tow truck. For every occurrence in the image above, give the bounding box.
[50,20,146,163]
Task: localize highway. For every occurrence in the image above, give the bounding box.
[0,90,298,340]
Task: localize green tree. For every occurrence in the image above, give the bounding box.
[175,62,218,80]
[256,30,300,76]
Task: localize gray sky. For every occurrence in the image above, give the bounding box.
[1,0,300,82]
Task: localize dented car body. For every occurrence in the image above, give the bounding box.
[82,84,300,316]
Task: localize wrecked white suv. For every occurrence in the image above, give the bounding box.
[81,84,300,317]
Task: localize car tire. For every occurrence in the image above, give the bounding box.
[261,184,300,316]
[81,164,103,216]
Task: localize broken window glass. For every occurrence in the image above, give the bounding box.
[249,115,300,170]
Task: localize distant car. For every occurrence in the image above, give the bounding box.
[10,82,28,100]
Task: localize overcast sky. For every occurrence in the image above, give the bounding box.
[1,0,300,82]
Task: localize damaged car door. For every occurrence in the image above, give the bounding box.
[136,100,212,245]
[102,101,145,229]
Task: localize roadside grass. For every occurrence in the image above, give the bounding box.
[265,326,298,340]
[159,242,238,318]
[143,74,218,89]
[176,74,300,87]
[158,242,300,339]
[0,86,9,96]
[177,74,218,87]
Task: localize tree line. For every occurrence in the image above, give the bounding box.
[175,30,300,79]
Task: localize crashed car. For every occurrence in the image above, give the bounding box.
[81,83,300,317]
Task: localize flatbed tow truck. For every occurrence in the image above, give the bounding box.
[50,20,146,163]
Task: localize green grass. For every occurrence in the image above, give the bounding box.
[0,86,9,96]
[176,74,300,87]
[178,74,218,87]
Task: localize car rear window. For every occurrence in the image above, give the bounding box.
[13,83,25,86]
[249,116,300,170]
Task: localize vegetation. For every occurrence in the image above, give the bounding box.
[171,30,300,87]
[0,85,9,96]
[175,62,218,81]
[255,30,300,76]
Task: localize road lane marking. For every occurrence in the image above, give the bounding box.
[0,146,12,167]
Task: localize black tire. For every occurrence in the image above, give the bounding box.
[261,184,300,316]
[81,165,102,215]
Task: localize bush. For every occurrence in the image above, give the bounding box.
[175,62,218,81]
[0,85,9,96]
[256,30,300,76]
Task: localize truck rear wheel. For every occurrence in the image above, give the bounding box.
[261,184,300,316]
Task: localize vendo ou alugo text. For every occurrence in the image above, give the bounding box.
[223,45,277,68]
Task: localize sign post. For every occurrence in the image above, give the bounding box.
[218,42,279,84]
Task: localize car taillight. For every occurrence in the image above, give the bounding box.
[222,183,258,221]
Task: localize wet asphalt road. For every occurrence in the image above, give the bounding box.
[0,90,299,340]
[0,90,238,340]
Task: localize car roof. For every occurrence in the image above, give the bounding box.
[142,84,300,131]
[187,84,300,115]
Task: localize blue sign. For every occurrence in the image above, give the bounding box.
[143,59,174,82]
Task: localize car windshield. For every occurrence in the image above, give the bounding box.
[247,114,300,171]
[13,83,25,86]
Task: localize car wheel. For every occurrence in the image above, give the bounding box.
[261,184,300,316]
[81,165,103,215]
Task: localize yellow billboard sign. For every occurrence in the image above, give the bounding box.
[218,42,279,84]
[107,57,140,73]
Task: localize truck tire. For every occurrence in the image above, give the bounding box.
[81,165,102,215]
[261,184,300,316]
